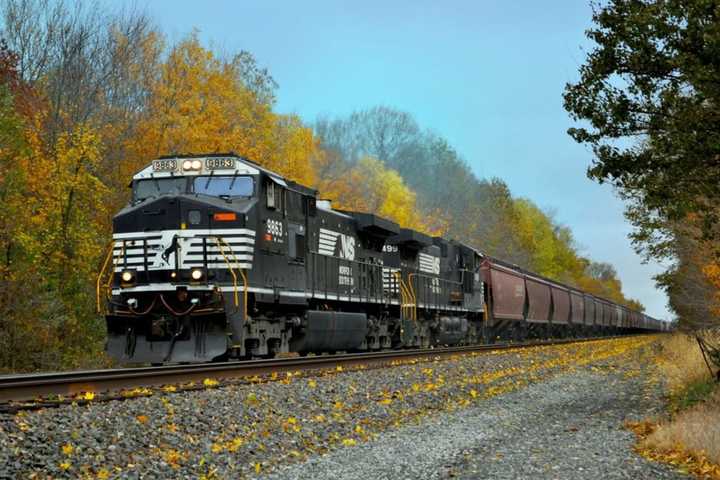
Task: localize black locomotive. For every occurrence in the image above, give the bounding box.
[98,154,666,363]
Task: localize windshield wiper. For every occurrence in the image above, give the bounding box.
[151,173,160,194]
[204,171,215,190]
[229,170,239,190]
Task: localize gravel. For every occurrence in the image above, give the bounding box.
[267,365,684,480]
[0,337,686,479]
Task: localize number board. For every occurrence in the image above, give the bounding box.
[205,157,236,170]
[152,159,177,172]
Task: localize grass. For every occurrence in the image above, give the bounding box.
[641,387,720,464]
[653,333,714,396]
[632,333,720,476]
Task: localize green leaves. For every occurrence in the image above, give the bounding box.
[564,0,720,246]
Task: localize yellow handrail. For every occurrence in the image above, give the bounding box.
[96,240,115,313]
[395,271,416,322]
[214,237,248,321]
[408,273,416,320]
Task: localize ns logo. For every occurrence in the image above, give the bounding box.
[338,234,355,261]
[318,228,355,261]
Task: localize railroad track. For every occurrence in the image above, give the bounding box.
[0,336,629,410]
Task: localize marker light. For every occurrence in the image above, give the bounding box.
[213,212,237,221]
[191,159,202,170]
[182,160,193,170]
[190,268,204,281]
[121,271,135,283]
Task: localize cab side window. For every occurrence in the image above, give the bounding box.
[266,180,285,212]
[266,181,276,209]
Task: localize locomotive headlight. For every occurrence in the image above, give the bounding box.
[121,270,135,283]
[190,268,204,281]
[191,159,202,170]
[182,159,193,170]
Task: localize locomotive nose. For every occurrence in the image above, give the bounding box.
[114,195,245,233]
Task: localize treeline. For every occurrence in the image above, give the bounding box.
[313,107,642,306]
[0,0,640,372]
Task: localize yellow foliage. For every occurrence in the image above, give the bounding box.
[703,262,720,316]
[126,33,317,186]
[317,156,425,231]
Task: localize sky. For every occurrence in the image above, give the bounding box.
[131,0,670,320]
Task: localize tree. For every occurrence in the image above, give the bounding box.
[317,155,425,230]
[563,0,720,253]
[128,33,317,186]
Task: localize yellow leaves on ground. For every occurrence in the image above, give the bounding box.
[144,337,653,477]
[160,449,185,468]
[211,437,244,454]
[307,379,318,388]
[282,416,301,433]
[61,443,74,456]
[78,391,95,401]
[136,415,149,424]
[628,420,720,479]
[202,378,219,388]
[121,387,153,398]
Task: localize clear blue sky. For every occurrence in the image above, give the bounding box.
[132,0,670,319]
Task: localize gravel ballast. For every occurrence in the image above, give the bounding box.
[0,337,684,479]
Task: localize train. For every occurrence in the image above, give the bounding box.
[97,153,668,364]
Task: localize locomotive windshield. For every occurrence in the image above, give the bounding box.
[132,175,254,202]
[133,177,187,202]
[193,176,254,197]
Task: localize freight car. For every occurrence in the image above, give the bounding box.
[97,154,666,363]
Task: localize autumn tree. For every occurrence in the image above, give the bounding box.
[564,0,719,332]
[128,32,317,187]
[317,155,424,230]
[0,0,159,370]
[564,0,720,244]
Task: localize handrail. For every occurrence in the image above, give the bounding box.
[214,237,239,307]
[96,240,115,314]
[393,272,406,319]
[106,241,124,301]
[214,236,248,321]
[406,273,418,321]
[395,272,415,322]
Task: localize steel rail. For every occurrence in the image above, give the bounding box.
[0,336,632,405]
